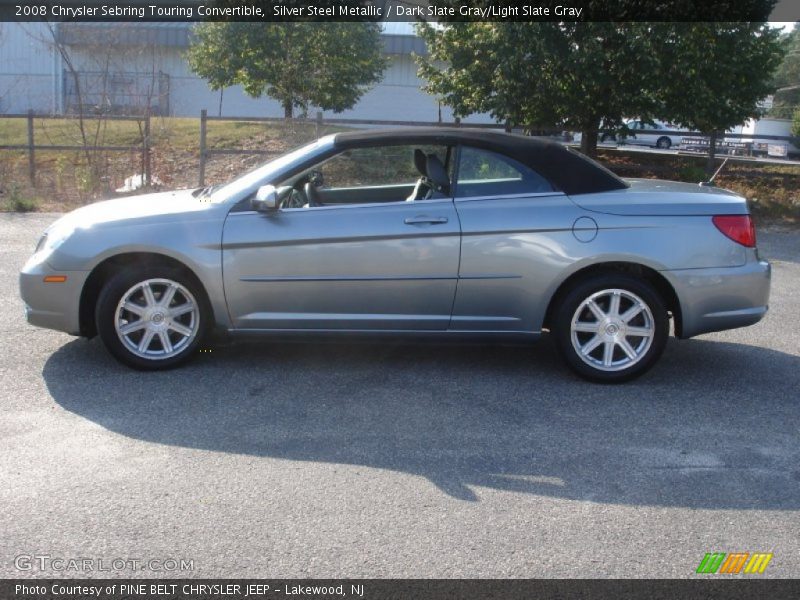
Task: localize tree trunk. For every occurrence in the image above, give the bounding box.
[706,131,718,179]
[283,100,293,120]
[580,127,599,158]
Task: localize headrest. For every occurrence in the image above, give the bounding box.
[425,154,450,192]
[413,148,427,176]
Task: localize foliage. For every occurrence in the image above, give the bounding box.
[678,164,708,183]
[187,23,387,118]
[416,9,781,159]
[793,106,800,138]
[2,184,39,212]
[656,23,782,134]
[417,22,661,156]
[769,24,800,119]
[655,22,782,173]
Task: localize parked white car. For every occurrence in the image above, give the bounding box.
[571,120,684,149]
[620,120,684,149]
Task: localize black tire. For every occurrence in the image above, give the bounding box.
[95,265,211,370]
[553,274,668,383]
[656,136,671,149]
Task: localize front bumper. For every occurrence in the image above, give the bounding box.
[19,255,89,336]
[665,258,771,339]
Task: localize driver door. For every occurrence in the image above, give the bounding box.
[222,144,461,331]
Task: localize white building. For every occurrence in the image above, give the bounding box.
[0,22,492,124]
[0,23,61,114]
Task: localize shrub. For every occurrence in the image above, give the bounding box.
[2,184,39,212]
[677,164,707,183]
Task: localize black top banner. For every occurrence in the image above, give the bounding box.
[2,579,800,600]
[0,0,797,22]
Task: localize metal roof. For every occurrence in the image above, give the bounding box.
[57,23,192,47]
[56,22,427,55]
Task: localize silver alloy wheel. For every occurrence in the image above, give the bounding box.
[114,278,200,360]
[570,288,655,372]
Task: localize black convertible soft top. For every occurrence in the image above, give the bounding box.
[333,127,627,196]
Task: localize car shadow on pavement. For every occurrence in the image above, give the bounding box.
[43,336,800,508]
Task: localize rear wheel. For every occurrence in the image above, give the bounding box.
[553,275,668,382]
[656,136,672,149]
[95,266,210,370]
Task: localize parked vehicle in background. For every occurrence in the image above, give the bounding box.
[572,119,684,149]
[728,118,800,158]
[19,128,771,382]
[570,130,618,145]
[619,120,684,149]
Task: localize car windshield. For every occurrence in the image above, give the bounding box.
[206,136,333,202]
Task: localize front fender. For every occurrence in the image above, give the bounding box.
[48,214,230,329]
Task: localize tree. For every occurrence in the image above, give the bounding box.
[656,22,783,174]
[547,22,664,156]
[417,24,557,129]
[793,106,800,138]
[187,23,387,118]
[769,24,800,119]
[417,22,666,157]
[416,4,780,160]
[23,23,162,191]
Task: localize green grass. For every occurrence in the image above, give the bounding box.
[0,116,330,150]
[0,115,145,147]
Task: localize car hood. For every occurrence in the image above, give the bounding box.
[569,178,748,216]
[54,189,221,231]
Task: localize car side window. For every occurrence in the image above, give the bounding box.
[276,144,450,208]
[455,146,554,198]
[320,145,448,189]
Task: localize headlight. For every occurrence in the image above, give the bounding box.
[34,232,48,253]
[35,223,75,255]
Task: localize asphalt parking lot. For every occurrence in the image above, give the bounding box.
[1,213,799,579]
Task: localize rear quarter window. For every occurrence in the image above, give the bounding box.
[456,146,555,198]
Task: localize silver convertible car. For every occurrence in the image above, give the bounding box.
[20,128,770,382]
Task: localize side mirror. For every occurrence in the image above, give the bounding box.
[252,185,278,212]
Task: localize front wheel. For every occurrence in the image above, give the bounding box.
[553,275,668,383]
[95,266,210,370]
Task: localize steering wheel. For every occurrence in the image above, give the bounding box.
[304,182,323,207]
[307,170,325,207]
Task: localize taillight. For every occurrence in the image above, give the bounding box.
[712,215,756,248]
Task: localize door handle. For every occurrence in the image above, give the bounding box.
[404,216,449,225]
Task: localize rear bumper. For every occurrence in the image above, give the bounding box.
[665,259,771,338]
[19,256,88,336]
